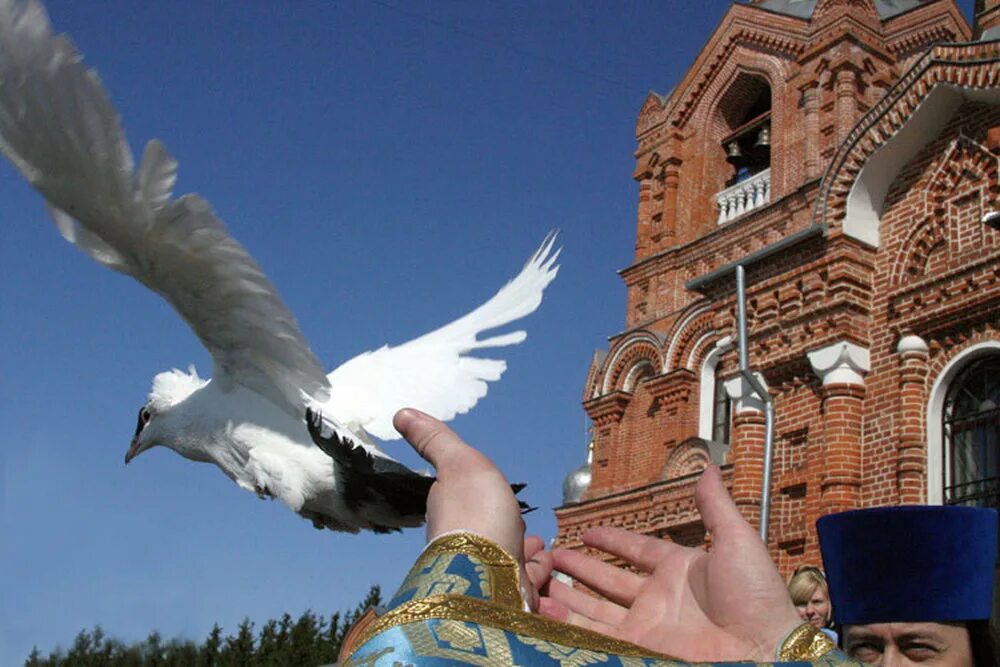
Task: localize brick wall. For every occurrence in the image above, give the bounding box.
[555,0,997,579]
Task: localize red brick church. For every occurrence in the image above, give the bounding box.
[555,0,999,576]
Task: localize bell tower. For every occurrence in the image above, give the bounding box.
[555,0,998,576]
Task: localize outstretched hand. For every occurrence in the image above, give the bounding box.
[538,466,801,662]
[393,408,537,610]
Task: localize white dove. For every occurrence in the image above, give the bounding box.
[0,0,559,533]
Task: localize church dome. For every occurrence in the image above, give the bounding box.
[562,440,594,505]
[562,461,592,505]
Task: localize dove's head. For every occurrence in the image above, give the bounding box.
[125,367,207,463]
[126,402,158,464]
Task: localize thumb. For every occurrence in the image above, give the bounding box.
[694,465,748,539]
[393,408,492,477]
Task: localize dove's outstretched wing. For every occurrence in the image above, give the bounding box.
[324,234,559,441]
[0,0,329,412]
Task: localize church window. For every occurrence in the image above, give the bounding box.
[942,355,1000,508]
[712,373,731,446]
[699,346,731,445]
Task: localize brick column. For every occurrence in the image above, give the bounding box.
[725,373,768,528]
[799,81,820,180]
[633,162,653,257]
[834,67,858,147]
[808,341,870,515]
[659,158,682,240]
[897,335,930,504]
[583,391,632,495]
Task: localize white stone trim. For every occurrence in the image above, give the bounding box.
[698,338,732,440]
[716,168,771,224]
[687,331,719,371]
[599,332,661,395]
[623,359,655,393]
[724,372,768,414]
[663,305,711,374]
[896,334,929,355]
[926,341,1000,505]
[807,341,870,386]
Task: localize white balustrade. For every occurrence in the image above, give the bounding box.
[716,168,770,224]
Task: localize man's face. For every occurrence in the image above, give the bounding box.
[843,622,972,666]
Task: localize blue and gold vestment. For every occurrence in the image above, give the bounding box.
[340,533,860,666]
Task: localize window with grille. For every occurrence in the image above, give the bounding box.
[942,356,1000,508]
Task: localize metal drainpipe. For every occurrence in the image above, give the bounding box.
[735,264,775,545]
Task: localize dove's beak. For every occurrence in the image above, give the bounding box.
[125,437,142,465]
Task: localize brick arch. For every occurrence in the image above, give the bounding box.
[709,70,771,138]
[927,135,999,201]
[669,10,805,132]
[601,333,662,395]
[662,437,711,481]
[664,303,717,373]
[925,328,1000,504]
[889,135,997,286]
[683,48,794,228]
[891,217,947,286]
[812,42,1000,247]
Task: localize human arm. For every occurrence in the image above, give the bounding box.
[340,419,854,666]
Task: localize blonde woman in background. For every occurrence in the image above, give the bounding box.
[788,565,837,644]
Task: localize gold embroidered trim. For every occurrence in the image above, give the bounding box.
[345,593,678,662]
[417,533,523,610]
[777,622,836,661]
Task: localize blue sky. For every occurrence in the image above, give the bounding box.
[0,1,976,663]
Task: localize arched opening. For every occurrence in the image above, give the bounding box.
[714,72,772,224]
[699,345,731,446]
[623,359,656,393]
[942,355,1000,508]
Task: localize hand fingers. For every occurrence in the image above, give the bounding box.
[538,597,620,638]
[524,535,545,560]
[538,596,569,622]
[546,579,629,627]
[393,408,494,478]
[551,547,644,607]
[525,538,553,593]
[581,526,672,573]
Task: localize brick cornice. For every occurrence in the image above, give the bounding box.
[643,368,697,402]
[554,466,733,522]
[583,391,632,426]
[799,18,893,66]
[621,181,821,289]
[888,254,1000,328]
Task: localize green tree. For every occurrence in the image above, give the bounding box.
[220,619,255,667]
[25,583,385,666]
[199,624,223,667]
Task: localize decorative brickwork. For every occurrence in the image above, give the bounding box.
[556,1,1000,577]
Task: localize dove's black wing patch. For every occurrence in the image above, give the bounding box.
[306,409,431,532]
[305,409,533,532]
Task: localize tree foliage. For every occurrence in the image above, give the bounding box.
[25,585,381,667]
